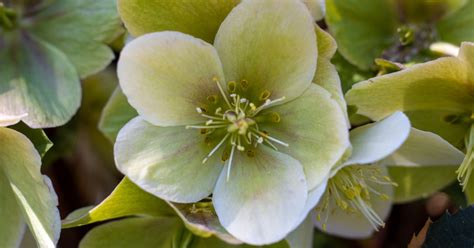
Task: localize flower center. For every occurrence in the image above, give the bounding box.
[316,166,397,231]
[186,77,288,180]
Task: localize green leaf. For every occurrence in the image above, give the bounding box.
[0,31,81,128]
[31,0,123,78]
[117,0,239,43]
[423,206,474,247]
[62,177,175,228]
[98,87,138,142]
[388,166,457,203]
[0,127,60,247]
[80,217,289,248]
[437,0,474,45]
[325,0,398,69]
[11,122,53,157]
[79,217,189,248]
[332,52,373,93]
[313,25,348,126]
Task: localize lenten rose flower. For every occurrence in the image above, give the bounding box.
[114,0,349,245]
[312,112,464,238]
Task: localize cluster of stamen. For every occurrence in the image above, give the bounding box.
[457,124,474,191]
[186,77,288,180]
[316,166,397,231]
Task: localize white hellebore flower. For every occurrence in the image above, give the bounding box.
[312,112,464,238]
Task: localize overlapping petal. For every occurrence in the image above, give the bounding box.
[118,0,239,43]
[214,0,317,104]
[346,47,474,121]
[382,128,464,167]
[115,117,223,203]
[0,32,81,128]
[213,146,307,245]
[260,84,350,190]
[0,172,25,248]
[0,113,27,127]
[341,112,411,167]
[118,32,226,126]
[0,128,60,247]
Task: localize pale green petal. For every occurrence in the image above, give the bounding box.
[314,167,393,238]
[297,181,328,228]
[382,128,464,167]
[214,0,317,104]
[79,217,187,248]
[0,128,60,247]
[286,216,314,248]
[313,25,349,127]
[405,109,470,149]
[118,32,225,126]
[62,178,175,228]
[259,84,350,190]
[213,146,307,245]
[0,172,25,248]
[0,113,27,127]
[346,55,474,121]
[389,166,457,203]
[325,0,398,69]
[99,87,138,142]
[458,42,474,81]
[118,0,239,43]
[115,117,223,203]
[302,0,325,20]
[343,112,411,166]
[437,1,474,45]
[31,0,122,78]
[0,32,81,128]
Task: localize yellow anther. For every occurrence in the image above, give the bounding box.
[270,112,281,123]
[212,76,219,82]
[380,194,390,201]
[207,95,218,103]
[246,149,256,157]
[240,79,249,89]
[383,176,392,182]
[221,150,230,162]
[259,90,271,101]
[228,81,237,92]
[322,224,327,231]
[336,199,348,211]
[249,103,257,111]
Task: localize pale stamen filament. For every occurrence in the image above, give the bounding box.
[202,133,231,164]
[227,138,237,181]
[213,77,232,108]
[186,124,227,129]
[251,96,286,116]
[252,129,289,147]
